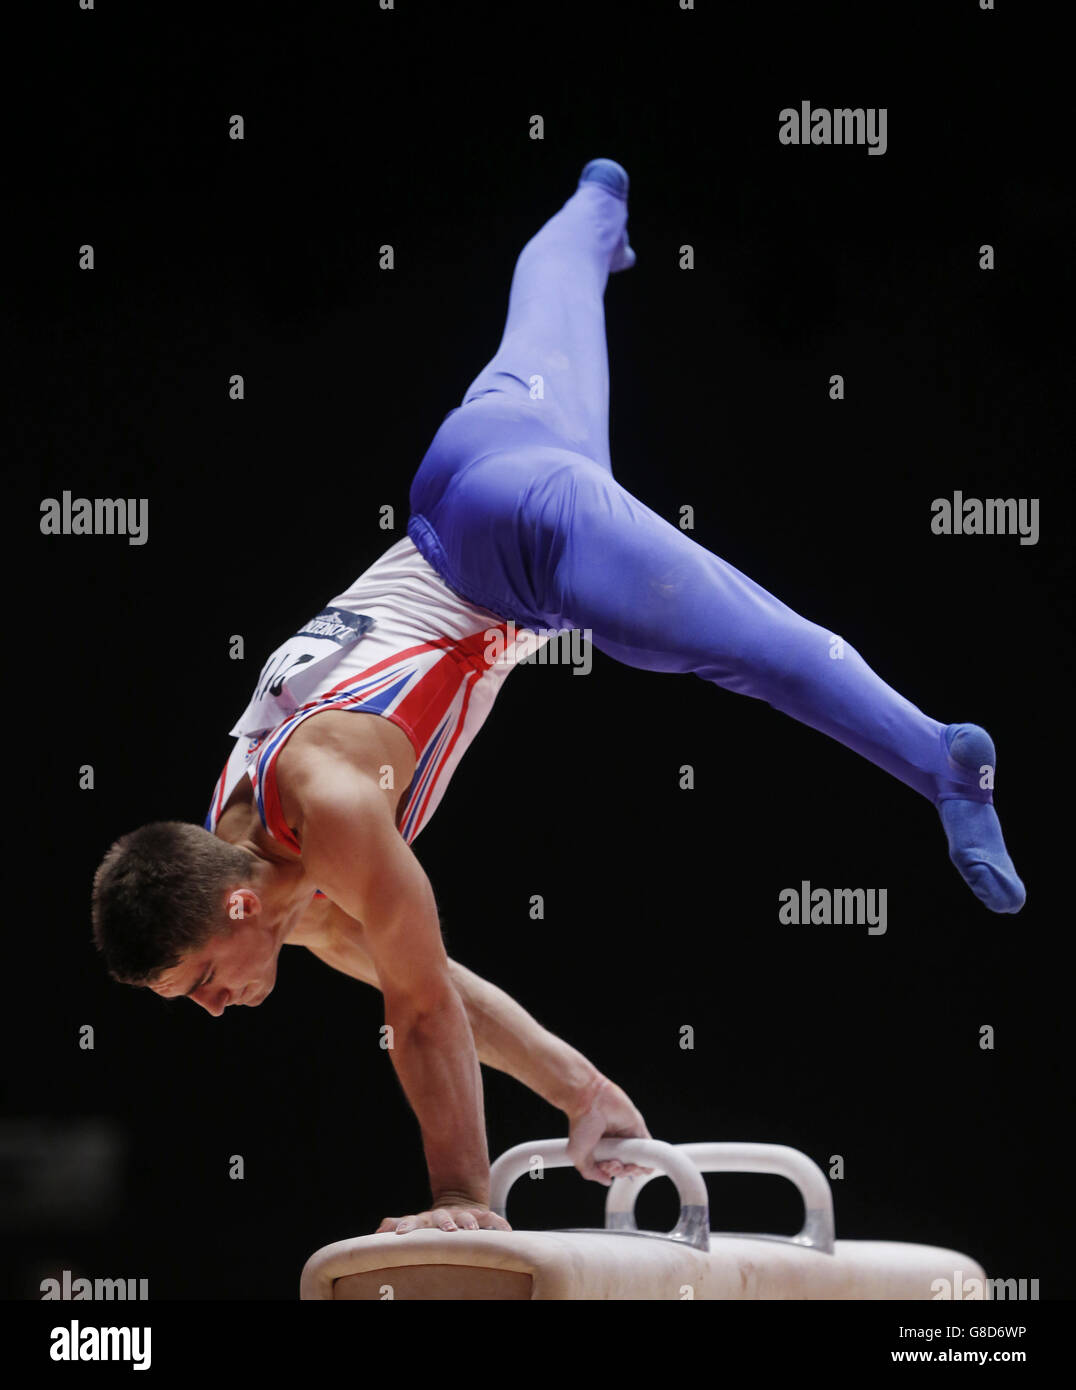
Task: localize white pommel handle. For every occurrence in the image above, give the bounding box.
[605,1142,836,1254]
[489,1138,711,1248]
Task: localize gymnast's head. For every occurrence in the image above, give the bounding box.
[92,822,283,1016]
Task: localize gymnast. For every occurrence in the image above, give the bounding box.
[91,159,1024,1239]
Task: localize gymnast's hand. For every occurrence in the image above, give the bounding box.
[565,1075,655,1186]
[376,1199,512,1236]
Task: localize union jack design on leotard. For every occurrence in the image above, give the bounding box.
[205,535,538,856]
[205,624,513,850]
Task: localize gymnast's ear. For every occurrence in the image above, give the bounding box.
[225,887,261,924]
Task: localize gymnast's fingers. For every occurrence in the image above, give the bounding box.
[395,1207,458,1233]
[472,1208,513,1232]
[389,1205,513,1234]
[596,1159,653,1179]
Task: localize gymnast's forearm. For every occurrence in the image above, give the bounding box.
[386,984,491,1204]
[448,960,604,1113]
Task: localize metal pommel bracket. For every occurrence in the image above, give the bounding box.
[489,1138,837,1255]
[606,1141,836,1254]
[488,1138,712,1250]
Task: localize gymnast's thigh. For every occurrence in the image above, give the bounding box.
[410,395,586,511]
[409,420,600,627]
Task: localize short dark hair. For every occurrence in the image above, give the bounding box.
[92,822,257,985]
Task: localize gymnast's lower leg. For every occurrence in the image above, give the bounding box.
[521,458,1025,914]
[457,159,633,469]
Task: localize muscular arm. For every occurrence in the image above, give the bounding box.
[302,900,603,1112]
[296,769,491,1206]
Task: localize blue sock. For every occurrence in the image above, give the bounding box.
[578,159,635,271]
[937,724,1026,913]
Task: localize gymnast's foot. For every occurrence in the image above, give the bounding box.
[578,158,636,272]
[937,723,1025,913]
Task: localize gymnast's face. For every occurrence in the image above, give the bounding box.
[148,889,281,1017]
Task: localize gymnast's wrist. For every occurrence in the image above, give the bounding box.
[429,1187,491,1210]
[556,1061,609,1118]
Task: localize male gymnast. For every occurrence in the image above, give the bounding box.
[92,159,1024,1239]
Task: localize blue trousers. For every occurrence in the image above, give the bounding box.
[407,179,987,808]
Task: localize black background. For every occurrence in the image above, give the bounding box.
[5,0,1072,1309]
